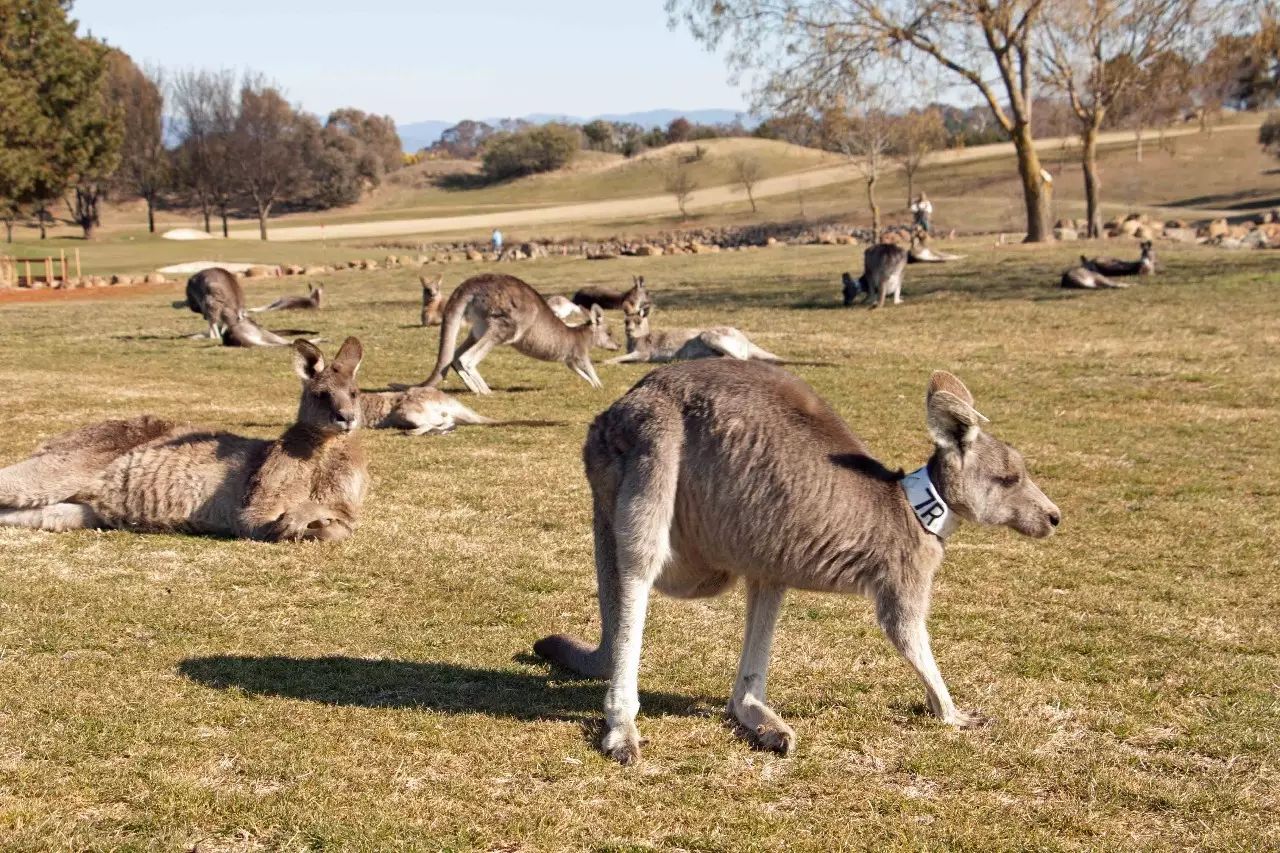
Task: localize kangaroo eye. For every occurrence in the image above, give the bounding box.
[996,473,1021,488]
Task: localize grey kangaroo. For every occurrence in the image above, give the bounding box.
[1083,240,1155,277]
[0,338,368,542]
[184,267,246,338]
[422,273,618,395]
[535,361,1060,763]
[843,243,908,308]
[250,283,323,313]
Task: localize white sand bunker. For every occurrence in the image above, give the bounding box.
[156,261,259,274]
[161,227,214,241]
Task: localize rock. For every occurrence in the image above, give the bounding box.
[110,274,133,286]
[1118,219,1141,237]
[1260,223,1280,242]
[765,236,779,247]
[1134,224,1159,241]
[144,273,167,284]
[1204,218,1230,239]
[284,264,304,276]
[347,260,362,269]
[1164,227,1199,243]
[399,255,414,267]
[1053,226,1078,241]
[244,266,276,278]
[633,244,662,256]
[302,265,326,276]
[1165,219,1188,229]
[465,249,483,262]
[1241,229,1270,248]
[384,255,400,267]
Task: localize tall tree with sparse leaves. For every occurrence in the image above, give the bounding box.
[105,51,167,233]
[668,0,1057,241]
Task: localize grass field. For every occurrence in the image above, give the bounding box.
[0,243,1278,850]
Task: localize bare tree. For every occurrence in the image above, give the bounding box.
[664,162,698,219]
[1040,0,1203,237]
[731,153,763,211]
[825,93,893,241]
[234,80,315,241]
[891,108,949,207]
[668,0,1057,241]
[106,55,168,233]
[171,69,239,237]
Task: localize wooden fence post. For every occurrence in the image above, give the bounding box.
[25,259,32,286]
[60,249,67,282]
[75,248,81,279]
[45,256,53,285]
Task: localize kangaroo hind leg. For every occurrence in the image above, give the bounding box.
[0,453,94,509]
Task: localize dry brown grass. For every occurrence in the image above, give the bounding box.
[0,242,1277,850]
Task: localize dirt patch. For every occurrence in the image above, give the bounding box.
[0,282,179,306]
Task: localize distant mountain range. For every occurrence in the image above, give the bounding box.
[397,108,751,152]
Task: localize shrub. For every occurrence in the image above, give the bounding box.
[481,123,581,180]
[1260,113,1280,157]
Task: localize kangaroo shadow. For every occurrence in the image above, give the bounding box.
[178,654,700,721]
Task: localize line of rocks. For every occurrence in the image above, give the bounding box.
[1053,209,1280,248]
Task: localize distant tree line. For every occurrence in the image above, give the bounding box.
[0,0,404,242]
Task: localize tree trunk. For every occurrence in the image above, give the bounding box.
[201,199,211,233]
[1082,124,1102,239]
[220,206,229,238]
[1134,128,1144,163]
[746,186,757,212]
[258,200,271,241]
[905,169,914,208]
[866,175,880,243]
[38,207,47,240]
[146,197,156,233]
[4,218,12,243]
[1012,124,1052,242]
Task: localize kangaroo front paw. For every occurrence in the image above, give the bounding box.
[940,708,990,729]
[601,722,642,765]
[751,722,797,756]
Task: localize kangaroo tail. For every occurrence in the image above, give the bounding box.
[747,343,784,363]
[449,399,497,426]
[422,286,474,387]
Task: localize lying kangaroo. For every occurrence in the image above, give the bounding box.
[251,283,323,313]
[422,273,618,395]
[534,362,1060,763]
[843,243,907,308]
[607,301,781,364]
[0,338,368,541]
[571,276,649,313]
[220,317,321,348]
[359,386,493,435]
[1060,265,1128,289]
[1083,240,1155,277]
[184,267,246,338]
[421,275,445,327]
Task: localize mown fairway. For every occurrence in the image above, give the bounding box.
[0,243,1277,850]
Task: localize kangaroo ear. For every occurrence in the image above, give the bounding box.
[926,372,987,450]
[590,304,605,324]
[332,336,363,376]
[639,302,650,318]
[293,339,325,380]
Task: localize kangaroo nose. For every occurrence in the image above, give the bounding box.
[1049,511,1061,527]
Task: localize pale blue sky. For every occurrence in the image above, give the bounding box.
[72,1,749,123]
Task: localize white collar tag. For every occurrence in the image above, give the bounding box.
[902,465,952,539]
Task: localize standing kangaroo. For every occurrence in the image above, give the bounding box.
[421,275,445,327]
[1083,240,1155,277]
[184,267,246,338]
[843,243,908,308]
[250,283,323,313]
[359,386,493,435]
[0,338,368,542]
[534,361,1060,763]
[422,273,618,395]
[607,301,782,364]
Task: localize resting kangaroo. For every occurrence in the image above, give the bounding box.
[571,276,650,313]
[359,386,493,435]
[607,301,781,364]
[1083,240,1155,277]
[251,283,323,313]
[421,275,445,327]
[0,338,368,542]
[220,317,318,348]
[422,273,618,395]
[184,267,246,338]
[843,243,908,308]
[1060,265,1127,289]
[534,361,1060,763]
